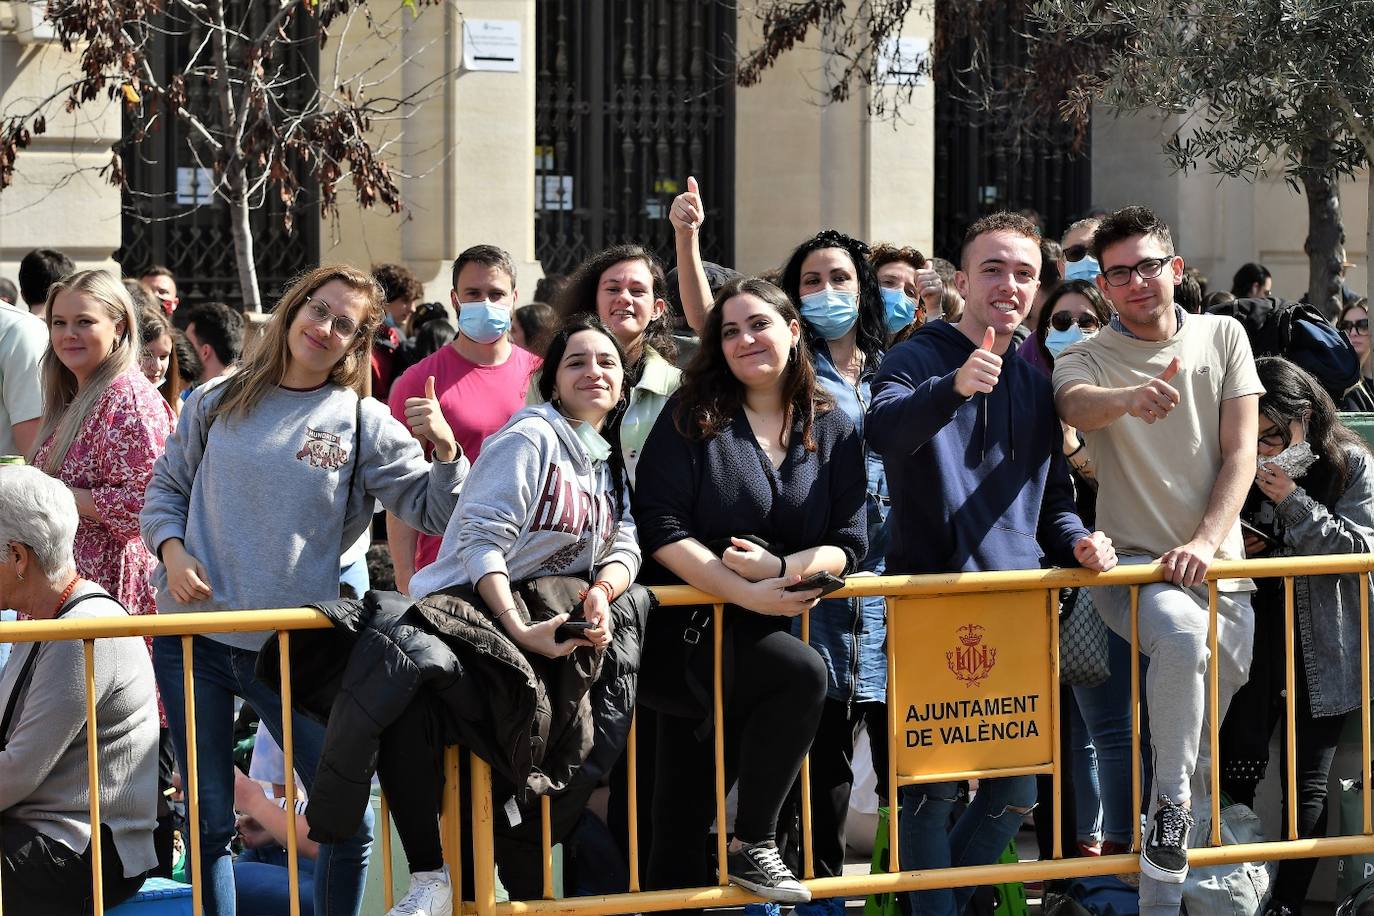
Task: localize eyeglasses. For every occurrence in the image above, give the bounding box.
[1339,318,1370,336]
[1258,429,1288,449]
[1062,244,1091,263]
[1101,257,1172,288]
[1050,311,1101,332]
[301,298,360,340]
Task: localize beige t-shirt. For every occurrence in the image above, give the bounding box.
[1052,313,1263,573]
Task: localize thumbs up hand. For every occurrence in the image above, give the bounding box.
[1124,356,1182,424]
[670,176,704,234]
[404,375,460,462]
[953,327,1004,398]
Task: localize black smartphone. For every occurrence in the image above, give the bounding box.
[1240,519,1274,545]
[784,571,845,597]
[555,620,596,642]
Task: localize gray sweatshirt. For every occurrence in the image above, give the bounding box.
[410,402,641,597]
[141,382,468,649]
[0,585,159,877]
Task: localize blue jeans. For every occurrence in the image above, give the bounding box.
[1071,630,1138,847]
[153,635,373,916]
[898,776,1036,916]
[235,845,316,916]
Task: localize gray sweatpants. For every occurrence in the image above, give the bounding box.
[1092,555,1255,916]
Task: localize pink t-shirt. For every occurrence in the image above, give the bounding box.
[389,343,542,569]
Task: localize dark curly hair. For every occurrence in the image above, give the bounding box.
[779,229,887,363]
[554,244,677,365]
[675,277,833,452]
[371,263,423,305]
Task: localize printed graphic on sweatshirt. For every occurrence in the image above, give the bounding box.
[295,428,350,471]
[530,463,617,572]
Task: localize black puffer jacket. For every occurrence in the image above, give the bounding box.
[257,579,653,843]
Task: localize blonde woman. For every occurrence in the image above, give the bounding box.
[141,264,468,916]
[32,269,174,638]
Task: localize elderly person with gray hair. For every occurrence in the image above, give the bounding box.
[0,464,158,914]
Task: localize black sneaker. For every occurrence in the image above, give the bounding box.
[1140,796,1194,883]
[724,840,811,904]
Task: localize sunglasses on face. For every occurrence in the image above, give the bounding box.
[1049,311,1101,332]
[1062,244,1091,263]
[1340,318,1370,336]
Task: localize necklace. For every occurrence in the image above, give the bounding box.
[52,575,81,618]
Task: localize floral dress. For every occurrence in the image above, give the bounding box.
[34,369,175,719]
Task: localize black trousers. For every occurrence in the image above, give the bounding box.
[1219,587,1350,909]
[376,696,600,900]
[645,614,827,899]
[776,698,889,878]
[1,821,145,916]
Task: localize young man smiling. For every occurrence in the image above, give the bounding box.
[868,211,1115,916]
[1053,206,1261,914]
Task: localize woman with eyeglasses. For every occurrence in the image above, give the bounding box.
[1219,356,1374,916]
[1338,299,1372,388]
[141,265,469,916]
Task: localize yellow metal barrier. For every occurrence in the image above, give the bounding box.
[1,558,1373,915]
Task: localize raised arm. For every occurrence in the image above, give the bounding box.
[1055,356,1182,432]
[669,176,713,335]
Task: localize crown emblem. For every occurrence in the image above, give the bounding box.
[947,623,997,687]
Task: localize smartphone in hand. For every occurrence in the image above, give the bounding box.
[555,620,596,643]
[784,571,845,597]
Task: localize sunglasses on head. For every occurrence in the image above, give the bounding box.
[1050,311,1101,332]
[1063,244,1091,263]
[1340,318,1370,335]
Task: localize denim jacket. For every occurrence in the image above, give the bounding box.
[1261,446,1374,717]
[794,342,891,705]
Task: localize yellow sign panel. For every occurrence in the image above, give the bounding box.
[891,589,1055,779]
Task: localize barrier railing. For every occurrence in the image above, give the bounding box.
[1,555,1373,915]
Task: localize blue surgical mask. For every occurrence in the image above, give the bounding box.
[1064,256,1101,283]
[881,287,917,334]
[457,301,511,345]
[799,288,860,340]
[1045,324,1094,358]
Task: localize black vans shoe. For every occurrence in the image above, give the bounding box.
[1140,796,1194,883]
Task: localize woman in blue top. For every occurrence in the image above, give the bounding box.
[776,230,893,904]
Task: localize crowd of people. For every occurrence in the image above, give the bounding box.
[0,195,1372,916]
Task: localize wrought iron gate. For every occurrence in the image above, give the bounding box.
[115,6,319,307]
[534,0,736,278]
[932,23,1092,259]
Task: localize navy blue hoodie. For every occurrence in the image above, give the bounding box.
[866,320,1088,575]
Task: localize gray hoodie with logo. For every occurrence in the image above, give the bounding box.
[410,402,640,597]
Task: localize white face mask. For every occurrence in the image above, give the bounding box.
[1259,440,1317,478]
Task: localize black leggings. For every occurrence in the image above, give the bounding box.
[1219,592,1350,909]
[1,821,145,916]
[647,614,827,894]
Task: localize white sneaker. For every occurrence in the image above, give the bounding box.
[387,865,452,916]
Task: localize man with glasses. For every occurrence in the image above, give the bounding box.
[1053,206,1261,915]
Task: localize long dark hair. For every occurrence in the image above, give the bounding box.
[539,313,630,510]
[1035,279,1112,367]
[674,277,833,452]
[1256,356,1371,507]
[553,244,677,366]
[779,229,887,364]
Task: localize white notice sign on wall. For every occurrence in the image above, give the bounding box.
[463,19,521,73]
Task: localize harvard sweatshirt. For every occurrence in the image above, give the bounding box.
[409,402,641,597]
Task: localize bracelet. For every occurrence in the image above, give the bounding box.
[1065,442,1085,459]
[493,607,517,623]
[778,554,787,578]
[593,579,616,601]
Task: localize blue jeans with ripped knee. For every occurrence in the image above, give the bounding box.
[898,776,1037,916]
